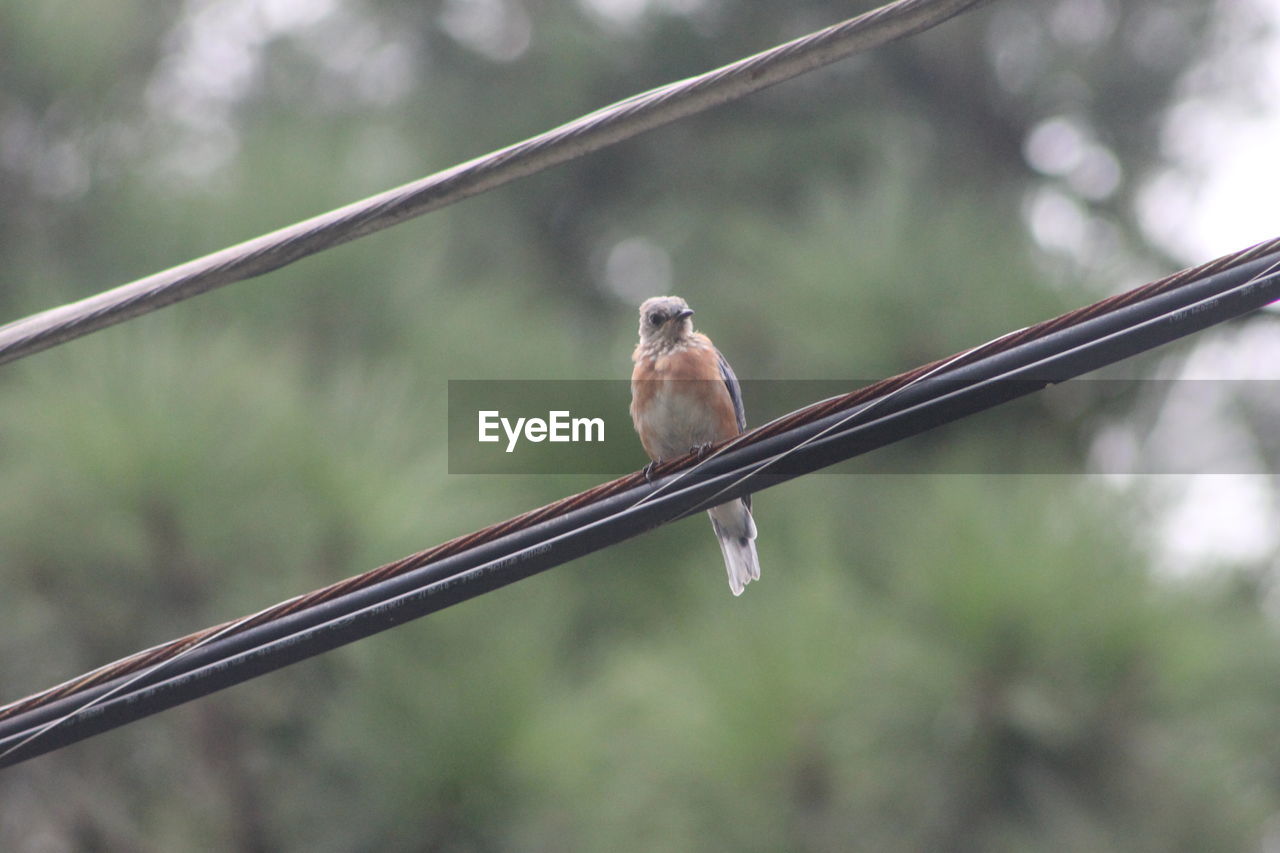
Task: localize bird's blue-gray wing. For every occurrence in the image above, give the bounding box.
[716,350,746,433]
[716,349,751,511]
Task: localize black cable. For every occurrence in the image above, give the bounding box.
[2,244,1277,767]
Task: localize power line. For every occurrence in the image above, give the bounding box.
[2,236,1278,768]
[24,232,1271,729]
[0,0,989,369]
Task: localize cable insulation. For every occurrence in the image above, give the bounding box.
[2,237,1278,766]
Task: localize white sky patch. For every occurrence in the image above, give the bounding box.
[1174,321,1280,380]
[603,236,673,302]
[439,0,532,63]
[579,0,649,27]
[1141,1,1280,262]
[1124,1,1280,580]
[1111,326,1280,579]
[145,0,412,183]
[1025,115,1122,201]
[1048,0,1116,48]
[1182,110,1280,259]
[577,0,713,32]
[1026,186,1089,256]
[258,0,336,32]
[1154,476,1277,577]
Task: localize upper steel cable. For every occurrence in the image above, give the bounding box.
[0,0,988,367]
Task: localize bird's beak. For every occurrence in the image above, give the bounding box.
[675,308,694,321]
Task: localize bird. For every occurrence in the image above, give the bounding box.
[630,295,761,596]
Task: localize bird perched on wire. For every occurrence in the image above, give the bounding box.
[630,295,760,595]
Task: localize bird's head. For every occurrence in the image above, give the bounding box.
[637,295,695,347]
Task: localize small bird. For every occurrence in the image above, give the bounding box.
[630,295,761,595]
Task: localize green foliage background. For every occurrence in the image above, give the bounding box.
[1,1,1278,850]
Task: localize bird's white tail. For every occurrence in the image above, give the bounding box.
[708,499,760,596]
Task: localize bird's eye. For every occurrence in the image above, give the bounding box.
[647,312,664,326]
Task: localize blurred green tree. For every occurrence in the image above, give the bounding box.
[1,0,1277,850]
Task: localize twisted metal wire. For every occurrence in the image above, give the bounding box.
[3,233,1277,724]
[0,0,988,367]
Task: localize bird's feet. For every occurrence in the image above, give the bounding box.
[690,442,715,461]
[643,459,662,483]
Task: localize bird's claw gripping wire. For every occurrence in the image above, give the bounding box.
[642,444,711,486]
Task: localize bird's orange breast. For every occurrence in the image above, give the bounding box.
[630,341,741,460]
